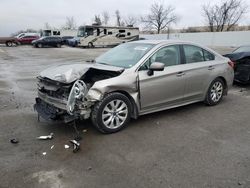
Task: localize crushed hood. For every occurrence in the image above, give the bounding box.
[40,62,124,83]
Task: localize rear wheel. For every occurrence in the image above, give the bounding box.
[6,41,12,47]
[91,92,132,134]
[37,43,43,48]
[204,78,225,106]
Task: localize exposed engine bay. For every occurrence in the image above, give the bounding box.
[34,63,123,123]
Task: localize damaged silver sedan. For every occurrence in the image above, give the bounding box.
[34,40,234,133]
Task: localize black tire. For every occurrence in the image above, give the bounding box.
[6,41,12,47]
[91,92,132,134]
[88,42,94,48]
[204,78,225,106]
[37,43,43,48]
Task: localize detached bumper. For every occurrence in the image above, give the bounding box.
[34,98,76,123]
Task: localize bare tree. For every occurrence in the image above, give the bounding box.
[124,15,138,26]
[64,16,77,29]
[202,0,248,32]
[102,11,110,25]
[44,22,51,29]
[141,1,178,34]
[94,15,102,25]
[115,10,122,26]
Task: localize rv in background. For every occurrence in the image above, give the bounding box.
[77,25,139,47]
[41,29,77,37]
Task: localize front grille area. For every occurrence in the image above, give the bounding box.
[37,76,72,100]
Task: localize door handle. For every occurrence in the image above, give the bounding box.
[208,66,215,70]
[177,72,185,77]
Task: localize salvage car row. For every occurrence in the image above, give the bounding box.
[0,34,78,47]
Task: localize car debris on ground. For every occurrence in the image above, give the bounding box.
[64,145,70,149]
[70,140,80,153]
[37,133,54,140]
[10,138,19,144]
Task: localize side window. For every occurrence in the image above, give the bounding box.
[183,45,205,63]
[203,49,215,61]
[139,45,180,71]
[150,45,180,67]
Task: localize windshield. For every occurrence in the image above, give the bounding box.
[96,43,155,68]
[77,28,85,37]
[233,46,250,53]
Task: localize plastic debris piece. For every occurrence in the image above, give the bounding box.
[50,145,54,150]
[37,133,54,140]
[70,140,80,153]
[42,152,47,156]
[87,166,92,171]
[82,129,87,133]
[64,145,70,149]
[10,138,19,144]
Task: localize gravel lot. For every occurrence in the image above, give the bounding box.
[0,45,250,188]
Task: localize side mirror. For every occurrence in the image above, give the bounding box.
[147,62,165,76]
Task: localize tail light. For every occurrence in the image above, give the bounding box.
[228,60,235,69]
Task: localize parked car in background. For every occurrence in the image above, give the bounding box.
[16,33,40,39]
[66,37,80,47]
[61,36,74,45]
[224,46,250,84]
[34,40,234,134]
[0,37,19,47]
[17,35,39,44]
[32,36,63,48]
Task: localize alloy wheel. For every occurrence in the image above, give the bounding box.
[210,81,223,102]
[102,99,128,129]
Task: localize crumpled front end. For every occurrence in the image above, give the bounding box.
[34,76,93,123]
[34,63,124,123]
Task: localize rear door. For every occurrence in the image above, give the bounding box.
[138,45,187,113]
[181,44,216,101]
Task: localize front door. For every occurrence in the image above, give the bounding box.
[138,45,187,113]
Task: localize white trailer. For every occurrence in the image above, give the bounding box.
[77,25,139,47]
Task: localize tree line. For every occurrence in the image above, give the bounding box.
[12,0,248,36]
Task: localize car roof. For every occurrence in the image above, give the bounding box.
[130,39,199,45]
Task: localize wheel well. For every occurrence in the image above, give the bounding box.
[217,76,228,95]
[107,90,139,119]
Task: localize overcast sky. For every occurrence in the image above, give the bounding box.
[0,0,249,36]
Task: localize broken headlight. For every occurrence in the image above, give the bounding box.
[67,80,88,114]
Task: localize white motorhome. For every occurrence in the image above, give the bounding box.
[77,25,139,47]
[41,29,77,37]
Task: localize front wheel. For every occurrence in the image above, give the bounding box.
[6,41,12,47]
[88,42,94,48]
[91,92,132,134]
[204,78,225,106]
